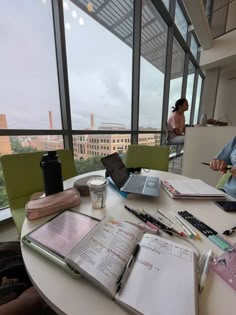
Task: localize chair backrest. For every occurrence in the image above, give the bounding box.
[1,149,77,208]
[216,171,231,190]
[125,145,170,171]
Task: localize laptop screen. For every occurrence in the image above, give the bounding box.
[101,153,130,189]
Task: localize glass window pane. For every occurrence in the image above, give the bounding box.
[162,0,170,10]
[64,0,133,130]
[175,1,188,40]
[0,0,61,130]
[190,34,198,60]
[138,133,161,146]
[139,0,168,130]
[168,38,185,118]
[193,76,203,124]
[73,134,131,173]
[185,62,195,124]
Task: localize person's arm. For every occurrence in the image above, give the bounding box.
[0,287,45,315]
[172,127,182,136]
[210,137,236,173]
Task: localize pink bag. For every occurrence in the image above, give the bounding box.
[26,188,81,220]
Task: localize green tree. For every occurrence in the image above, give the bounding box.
[0,162,8,209]
[75,156,105,175]
[10,137,39,154]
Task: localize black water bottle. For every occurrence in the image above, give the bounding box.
[40,151,64,196]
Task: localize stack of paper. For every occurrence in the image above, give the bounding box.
[161,179,226,200]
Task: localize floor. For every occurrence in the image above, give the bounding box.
[168,154,183,175]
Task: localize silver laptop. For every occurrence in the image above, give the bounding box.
[101,152,160,197]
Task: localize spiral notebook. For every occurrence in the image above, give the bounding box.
[212,243,236,290]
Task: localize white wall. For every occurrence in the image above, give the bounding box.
[226,0,236,32]
[200,68,220,119]
[200,29,236,70]
[214,71,236,125]
[182,126,236,186]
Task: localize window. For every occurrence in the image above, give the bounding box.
[162,0,170,10]
[139,0,168,130]
[168,38,185,117]
[64,0,133,130]
[175,1,188,41]
[190,34,198,60]
[185,61,195,124]
[0,0,61,130]
[193,75,203,124]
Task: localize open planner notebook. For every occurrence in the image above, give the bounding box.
[65,216,198,315]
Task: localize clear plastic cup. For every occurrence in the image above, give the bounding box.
[87,177,108,209]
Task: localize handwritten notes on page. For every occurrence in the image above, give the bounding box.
[117,234,197,315]
[66,217,143,296]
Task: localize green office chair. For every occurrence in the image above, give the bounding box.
[125,145,170,171]
[1,149,78,235]
[216,171,231,190]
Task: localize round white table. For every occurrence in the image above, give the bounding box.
[21,170,236,315]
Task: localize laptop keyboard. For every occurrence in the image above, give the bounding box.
[123,175,146,192]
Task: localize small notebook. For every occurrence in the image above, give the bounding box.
[65,216,198,315]
[212,243,236,290]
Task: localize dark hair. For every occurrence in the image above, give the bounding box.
[172,98,187,112]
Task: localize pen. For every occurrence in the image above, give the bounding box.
[157,209,186,234]
[124,221,159,235]
[124,205,159,233]
[138,209,173,236]
[151,212,185,237]
[116,243,140,293]
[201,162,232,170]
[168,212,193,238]
[199,249,213,293]
[223,226,236,236]
[170,212,195,239]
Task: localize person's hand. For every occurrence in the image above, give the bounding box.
[210,159,228,173]
[230,167,236,177]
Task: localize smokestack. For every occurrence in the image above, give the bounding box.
[0,114,8,129]
[49,111,53,129]
[91,113,95,129]
[0,114,11,154]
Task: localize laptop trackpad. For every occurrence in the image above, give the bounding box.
[143,177,160,196]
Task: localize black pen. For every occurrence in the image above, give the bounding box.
[140,210,173,236]
[223,226,236,236]
[124,205,160,233]
[116,243,140,293]
[201,162,232,170]
[124,205,148,222]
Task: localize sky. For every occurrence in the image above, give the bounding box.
[0,0,188,130]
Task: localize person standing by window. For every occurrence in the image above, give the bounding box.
[167,98,189,145]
